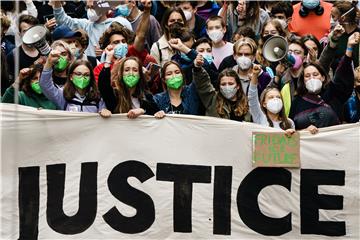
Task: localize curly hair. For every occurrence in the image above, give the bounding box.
[216,69,249,118]
[98,21,134,49]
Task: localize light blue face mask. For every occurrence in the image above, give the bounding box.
[115,4,131,17]
[114,43,128,59]
[302,0,320,10]
[202,54,213,64]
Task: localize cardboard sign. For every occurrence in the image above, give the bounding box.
[252,132,300,168]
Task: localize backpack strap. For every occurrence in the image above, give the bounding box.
[156,41,162,65]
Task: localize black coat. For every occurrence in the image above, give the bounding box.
[98,66,159,115]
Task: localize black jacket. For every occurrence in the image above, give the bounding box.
[218,55,236,72]
[98,66,159,115]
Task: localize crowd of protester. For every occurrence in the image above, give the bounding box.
[1,0,360,135]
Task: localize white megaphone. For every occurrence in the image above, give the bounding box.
[262,36,288,62]
[22,25,51,56]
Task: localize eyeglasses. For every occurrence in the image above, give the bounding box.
[73,72,90,78]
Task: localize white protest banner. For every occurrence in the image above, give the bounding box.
[1,103,359,239]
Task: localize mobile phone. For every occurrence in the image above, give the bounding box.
[151,63,161,76]
[146,62,161,77]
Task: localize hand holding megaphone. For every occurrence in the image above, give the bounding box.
[22,25,51,56]
[34,56,47,66]
[273,63,286,84]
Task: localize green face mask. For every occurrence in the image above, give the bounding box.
[166,75,183,90]
[31,81,42,94]
[54,56,68,72]
[123,74,140,88]
[72,76,90,89]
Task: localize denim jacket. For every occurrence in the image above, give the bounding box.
[154,82,200,115]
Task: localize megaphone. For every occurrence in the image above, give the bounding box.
[262,35,303,70]
[262,35,288,62]
[22,25,51,56]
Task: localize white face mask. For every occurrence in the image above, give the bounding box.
[207,30,224,43]
[87,8,100,22]
[220,85,238,100]
[266,98,283,114]
[305,78,323,94]
[276,19,288,29]
[236,56,252,71]
[183,10,193,21]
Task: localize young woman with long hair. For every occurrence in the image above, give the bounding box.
[249,64,295,136]
[2,65,56,110]
[193,54,250,122]
[98,46,159,118]
[40,52,110,117]
[153,60,200,118]
[289,32,357,133]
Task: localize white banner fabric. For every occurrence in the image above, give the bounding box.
[1,103,359,239]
